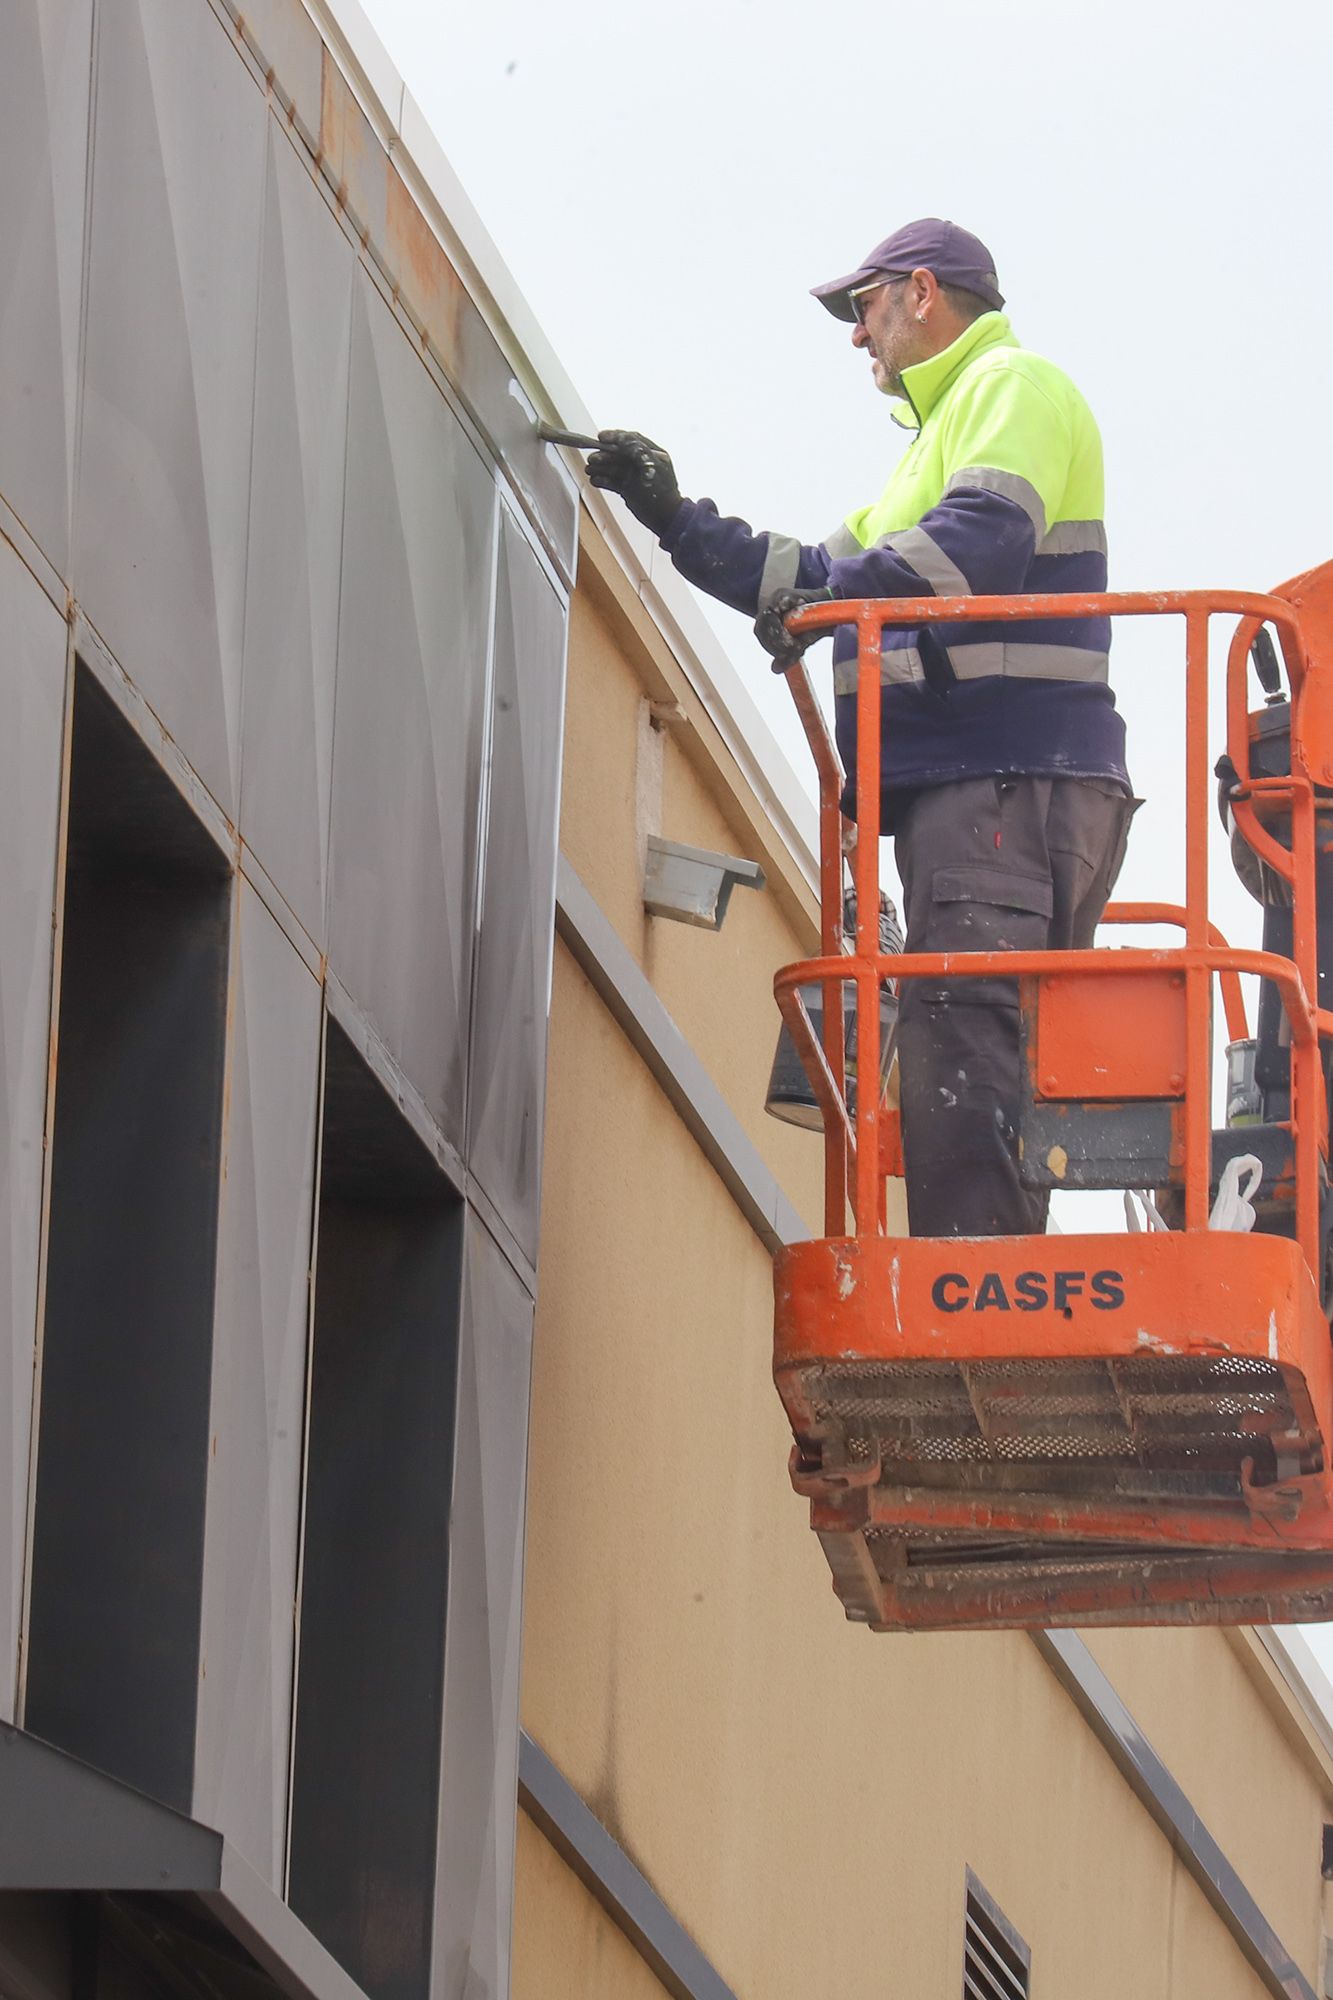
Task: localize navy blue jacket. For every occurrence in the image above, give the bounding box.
[659,314,1130,826]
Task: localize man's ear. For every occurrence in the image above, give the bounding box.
[911,267,940,321]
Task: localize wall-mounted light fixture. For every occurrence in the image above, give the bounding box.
[643,836,765,931]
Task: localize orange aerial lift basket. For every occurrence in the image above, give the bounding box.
[772,566,1333,1631]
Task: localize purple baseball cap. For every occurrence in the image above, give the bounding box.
[811,218,1004,321]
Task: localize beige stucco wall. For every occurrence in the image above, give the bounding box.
[559,545,828,1233]
[1083,1626,1331,1969]
[519,942,1293,2000]
[512,1813,671,2000]
[515,511,1329,2000]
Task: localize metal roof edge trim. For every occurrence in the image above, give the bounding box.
[1250,1626,1333,1787]
[299,0,820,897]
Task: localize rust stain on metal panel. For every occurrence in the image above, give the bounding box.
[319,46,343,180]
[319,50,387,243]
[385,169,467,376]
[232,1,324,146]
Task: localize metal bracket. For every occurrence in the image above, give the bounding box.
[642,836,765,931]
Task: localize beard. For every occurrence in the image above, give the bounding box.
[871,348,905,397]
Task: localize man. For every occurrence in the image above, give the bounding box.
[588,218,1134,1237]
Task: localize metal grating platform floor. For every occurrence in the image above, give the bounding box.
[795,1353,1317,1486]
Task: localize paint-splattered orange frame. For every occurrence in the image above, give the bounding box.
[771,582,1333,1629]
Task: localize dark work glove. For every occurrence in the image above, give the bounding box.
[586,430,683,534]
[755,586,836,670]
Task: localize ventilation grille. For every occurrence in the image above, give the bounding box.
[964,1875,1029,2000]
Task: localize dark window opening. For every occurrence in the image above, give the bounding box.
[26,664,232,1811]
[0,1889,297,2000]
[964,1870,1030,2000]
[287,1021,462,2000]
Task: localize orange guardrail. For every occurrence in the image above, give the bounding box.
[773,591,1326,1272]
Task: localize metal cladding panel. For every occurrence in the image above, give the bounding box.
[466,511,565,1262]
[0,537,65,1721]
[74,0,266,814]
[193,880,320,1887]
[432,1216,534,2000]
[240,126,354,946]
[449,310,578,585]
[328,274,494,1141]
[0,0,92,576]
[224,0,324,149]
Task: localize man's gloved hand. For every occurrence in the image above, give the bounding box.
[754,586,836,669]
[587,430,683,534]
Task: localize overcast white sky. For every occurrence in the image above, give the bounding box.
[360,0,1333,1679]
[360,0,1333,968]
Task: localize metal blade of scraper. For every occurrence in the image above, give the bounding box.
[536,423,601,449]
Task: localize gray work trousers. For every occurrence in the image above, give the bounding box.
[895,776,1136,1237]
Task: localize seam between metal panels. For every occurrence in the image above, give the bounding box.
[518,1733,738,2000]
[1033,1631,1318,2000]
[322,973,467,1198]
[72,613,236,865]
[554,856,807,1254]
[0,488,66,619]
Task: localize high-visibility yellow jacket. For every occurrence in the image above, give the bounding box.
[661,312,1129,821]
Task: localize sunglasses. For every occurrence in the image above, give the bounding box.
[849,275,910,325]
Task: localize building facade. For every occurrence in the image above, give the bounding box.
[1,3,569,1997]
[2,4,1332,2000]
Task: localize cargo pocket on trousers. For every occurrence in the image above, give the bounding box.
[1105,795,1143,897]
[919,865,1053,1006]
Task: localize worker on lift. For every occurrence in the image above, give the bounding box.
[589,218,1137,1236]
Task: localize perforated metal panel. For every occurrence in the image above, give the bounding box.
[797,1352,1314,1487]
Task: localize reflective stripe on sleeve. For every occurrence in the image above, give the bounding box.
[1036,519,1108,557]
[834,639,1108,695]
[834,644,924,696]
[757,531,802,607]
[824,522,864,560]
[948,641,1110,683]
[873,523,970,598]
[945,465,1046,539]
